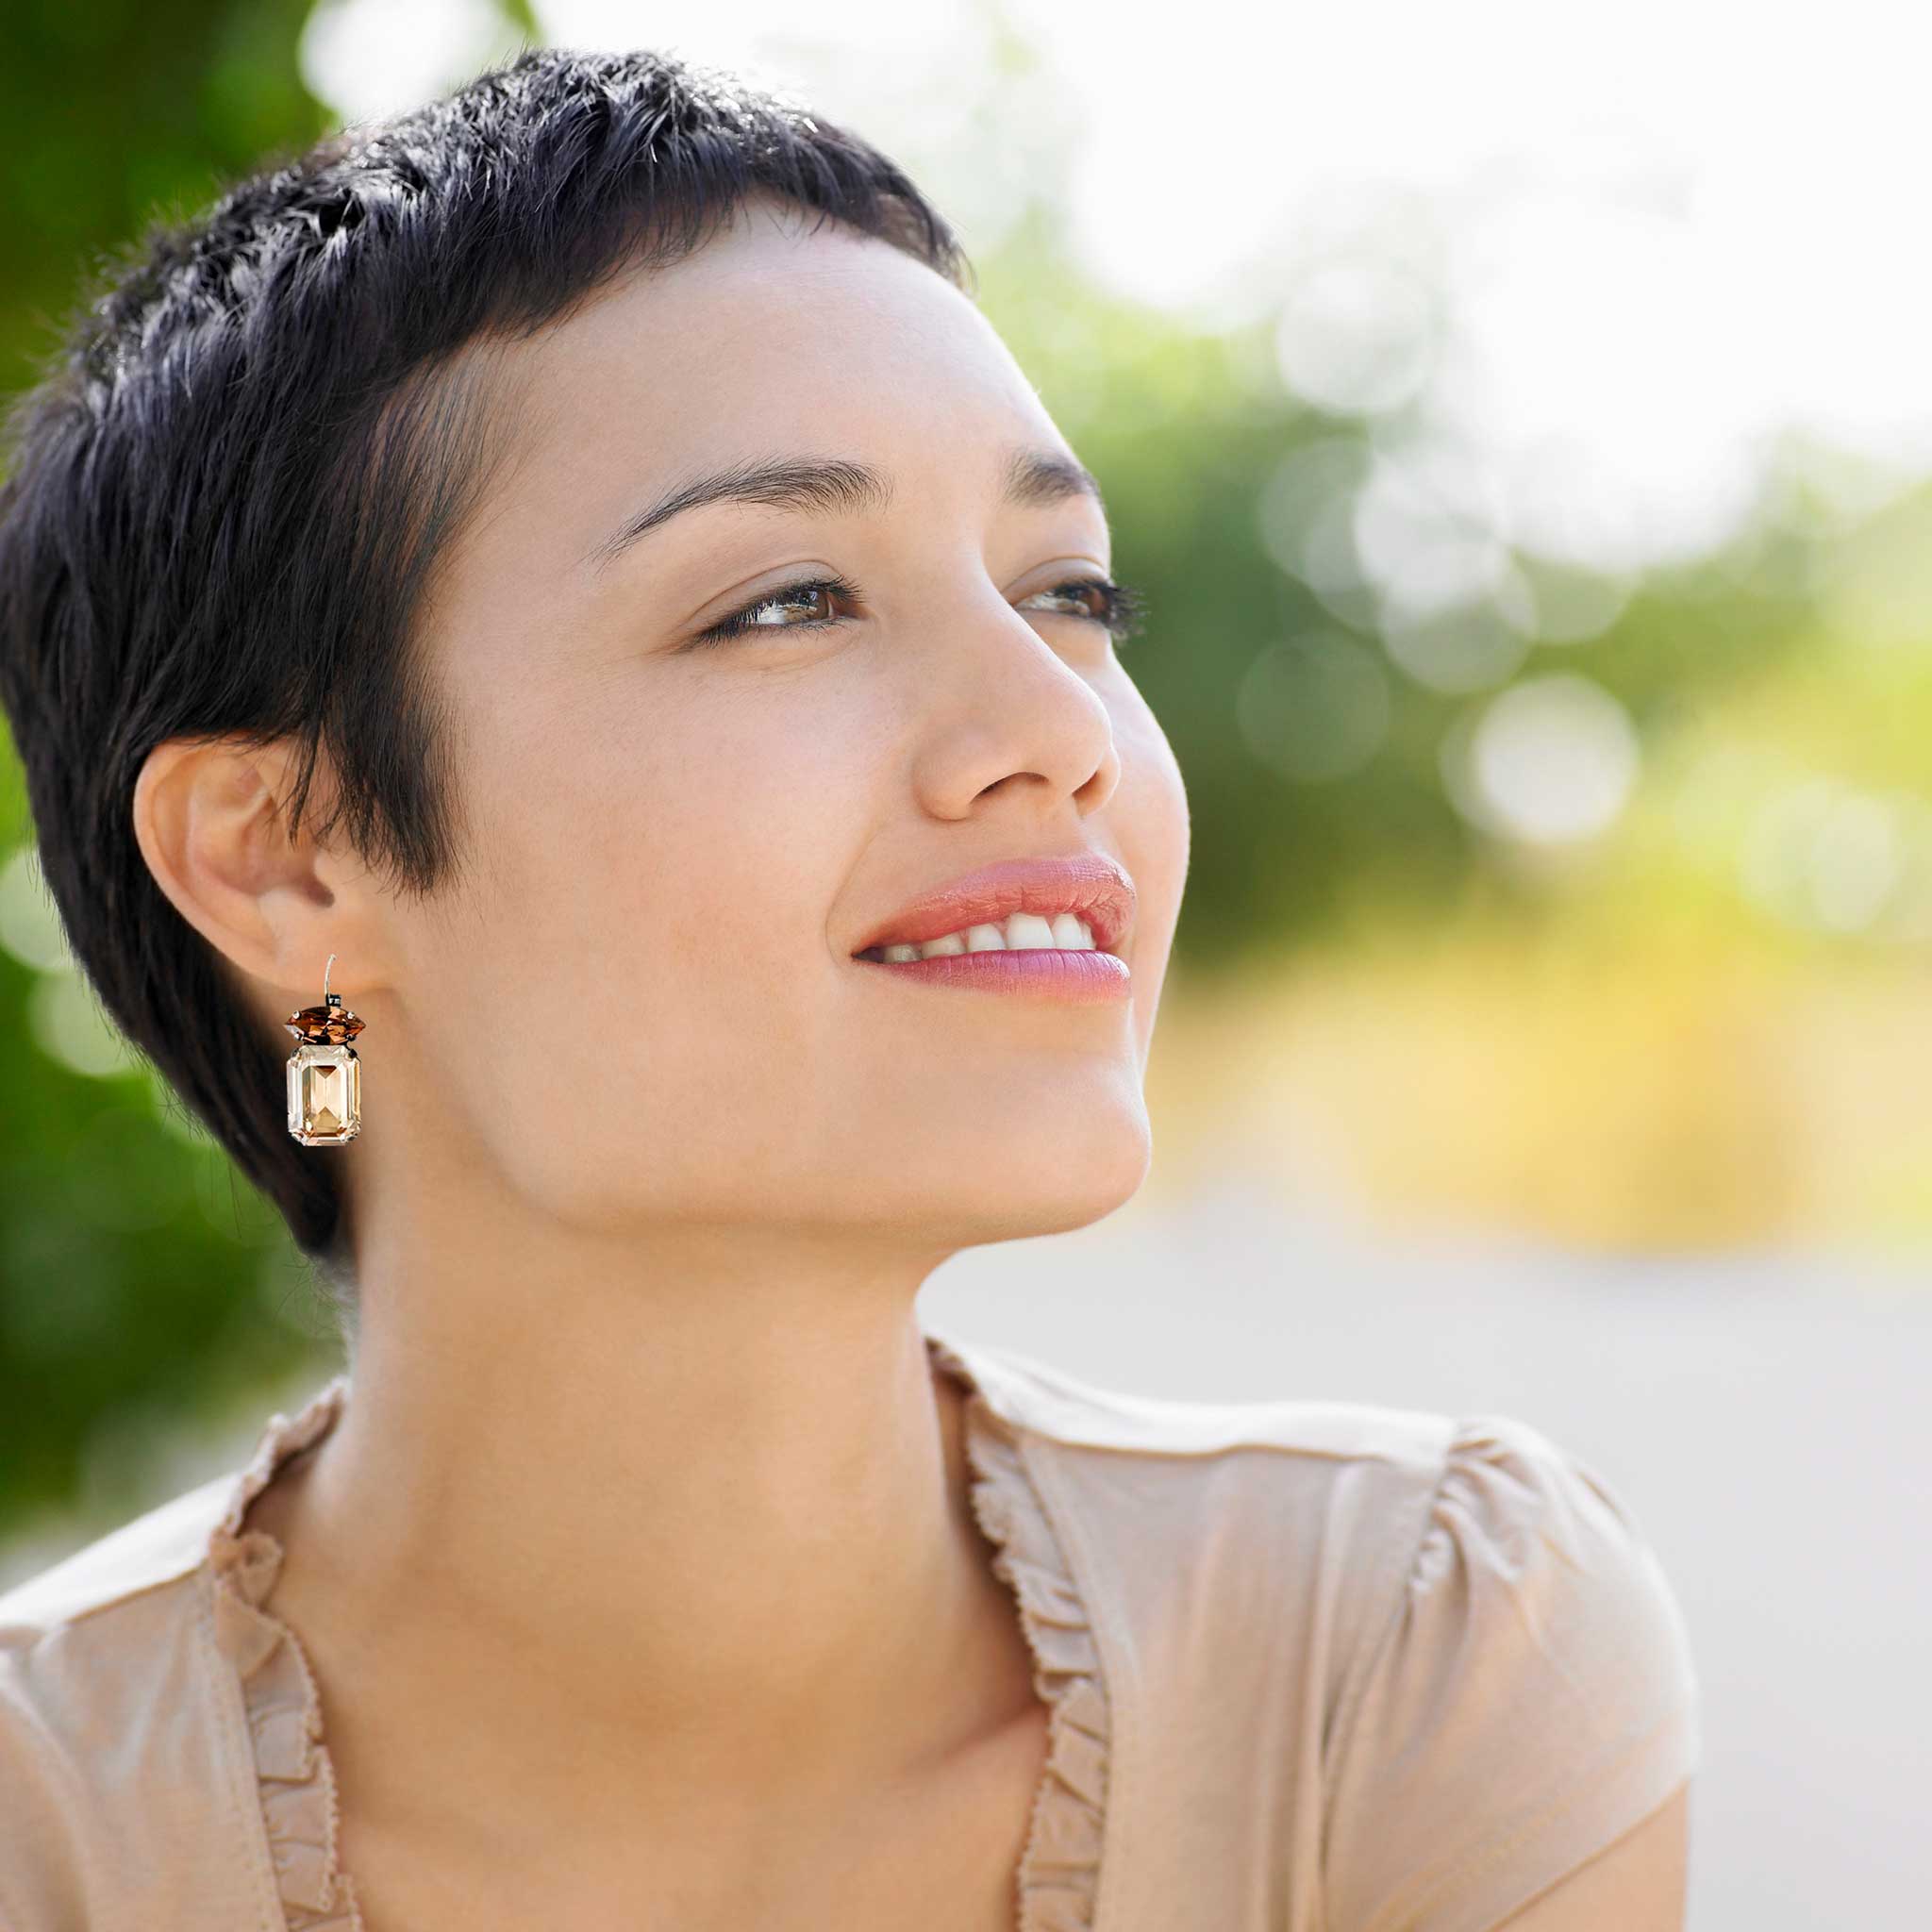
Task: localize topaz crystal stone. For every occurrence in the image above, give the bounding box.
[285,993,365,1145]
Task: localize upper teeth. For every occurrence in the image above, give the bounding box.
[875,910,1097,961]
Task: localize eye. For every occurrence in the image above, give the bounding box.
[690,573,863,648]
[1017,574,1152,645]
[686,570,1153,650]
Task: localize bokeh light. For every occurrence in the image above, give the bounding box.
[1450,673,1641,845]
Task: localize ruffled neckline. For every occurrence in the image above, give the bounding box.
[204,1330,1109,1932]
[206,1369,362,1930]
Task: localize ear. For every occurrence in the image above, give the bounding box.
[131,732,393,1020]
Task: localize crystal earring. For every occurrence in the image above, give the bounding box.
[285,952,366,1145]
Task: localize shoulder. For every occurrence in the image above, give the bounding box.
[0,1473,240,1927]
[0,1371,346,1745]
[933,1331,1699,1929]
[939,1327,1699,1649]
[934,1324,1444,1458]
[0,1470,235,1636]
[0,1372,353,1932]
[935,1325,1480,1756]
[0,1369,349,1654]
[1324,1409,1701,1931]
[931,1322,1464,1586]
[0,1468,238,1756]
[0,1465,237,1741]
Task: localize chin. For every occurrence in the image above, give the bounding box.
[955,1108,1155,1236]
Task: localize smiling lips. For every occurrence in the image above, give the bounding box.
[850,851,1135,1004]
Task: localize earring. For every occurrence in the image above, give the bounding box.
[285,952,366,1145]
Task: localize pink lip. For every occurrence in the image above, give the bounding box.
[851,851,1136,958]
[858,945,1131,1003]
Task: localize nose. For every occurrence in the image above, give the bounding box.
[908,581,1123,819]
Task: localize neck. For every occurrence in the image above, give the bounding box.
[248,1209,1032,1843]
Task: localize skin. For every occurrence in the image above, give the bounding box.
[1496,1784,1690,1929]
[133,192,1190,1926]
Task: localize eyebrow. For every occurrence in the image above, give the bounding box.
[583,444,1107,575]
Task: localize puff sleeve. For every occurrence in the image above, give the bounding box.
[1322,1413,1701,1932]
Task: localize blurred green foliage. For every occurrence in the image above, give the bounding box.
[0,1,347,1547]
[0,0,325,394]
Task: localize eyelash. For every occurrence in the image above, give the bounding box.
[689,572,1152,649]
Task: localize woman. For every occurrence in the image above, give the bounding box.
[0,45,1697,1931]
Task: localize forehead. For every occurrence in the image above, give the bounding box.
[492,201,1058,497]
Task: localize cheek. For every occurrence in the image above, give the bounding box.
[483,667,852,933]
[441,675,884,1197]
[1107,695,1191,1051]
[1101,679,1188,888]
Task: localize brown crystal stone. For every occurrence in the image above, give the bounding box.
[285,1001,366,1046]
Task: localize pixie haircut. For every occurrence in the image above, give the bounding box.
[0,45,973,1322]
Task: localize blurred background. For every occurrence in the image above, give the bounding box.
[1,2,1923,1924]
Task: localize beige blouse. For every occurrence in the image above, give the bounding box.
[0,1322,1700,1931]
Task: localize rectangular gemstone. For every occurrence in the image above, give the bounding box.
[287,1045,361,1144]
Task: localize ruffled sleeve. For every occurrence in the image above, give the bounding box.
[1323,1413,1701,1932]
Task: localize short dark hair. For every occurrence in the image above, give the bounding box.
[0,45,973,1328]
